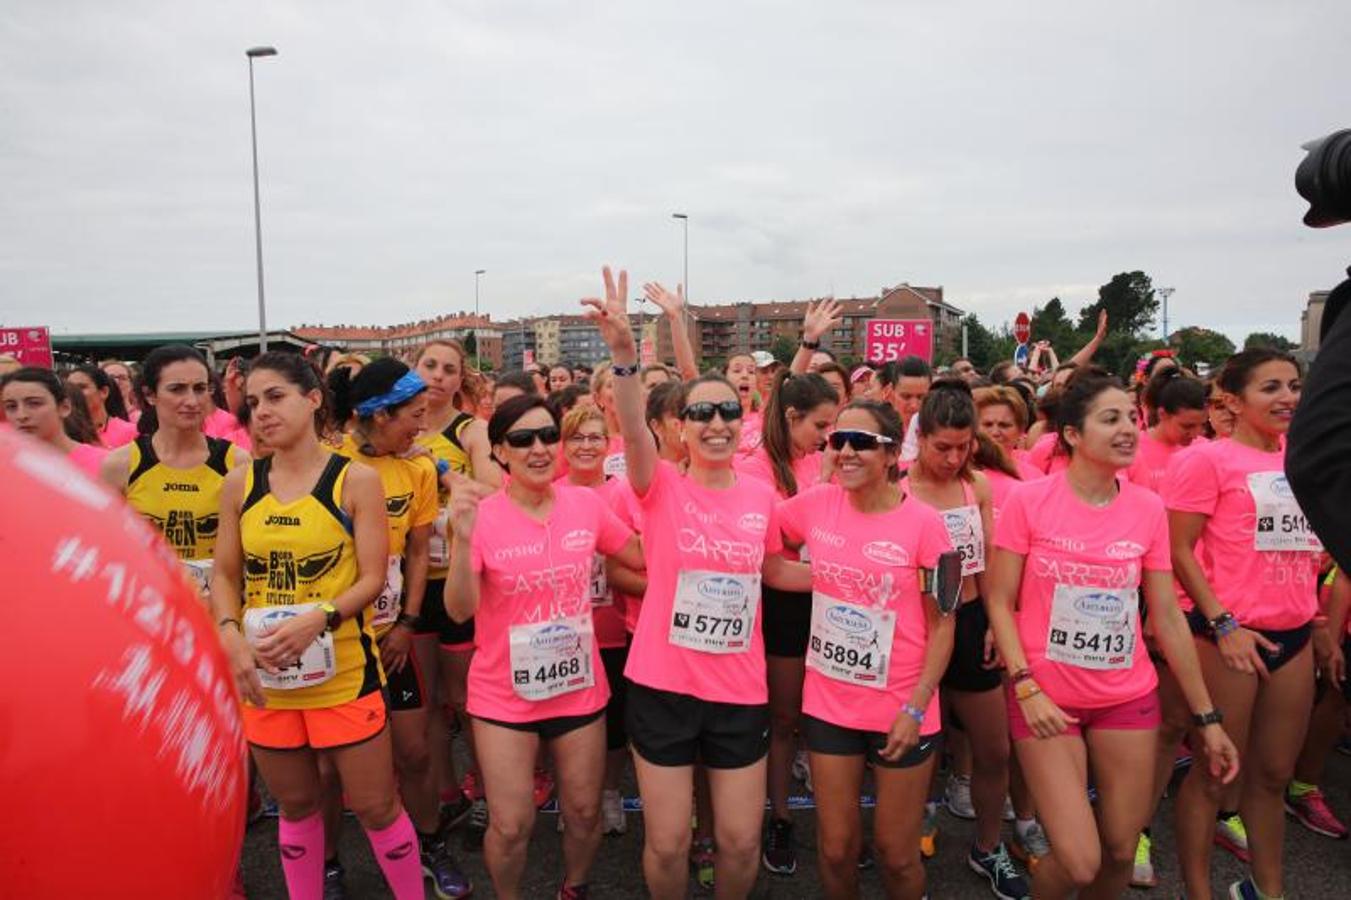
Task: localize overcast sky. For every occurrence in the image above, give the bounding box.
[2,1,1346,342]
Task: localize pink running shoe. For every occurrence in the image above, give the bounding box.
[1285,788,1349,839]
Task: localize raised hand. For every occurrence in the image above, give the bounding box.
[445,468,493,541]
[1096,309,1109,339]
[643,281,685,318]
[581,266,636,355]
[803,298,844,343]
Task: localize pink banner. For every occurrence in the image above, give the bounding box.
[0,327,53,369]
[863,319,933,364]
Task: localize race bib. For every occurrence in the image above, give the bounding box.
[1045,585,1136,670]
[370,555,404,630]
[603,453,627,477]
[590,555,612,608]
[508,612,595,701]
[807,593,894,689]
[243,603,338,690]
[942,504,985,576]
[181,558,213,600]
[668,570,759,654]
[1248,472,1321,552]
[428,507,451,568]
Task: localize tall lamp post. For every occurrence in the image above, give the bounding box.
[672,212,689,361]
[1157,286,1175,344]
[246,46,278,352]
[474,269,486,370]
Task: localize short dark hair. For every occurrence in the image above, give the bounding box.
[487,394,558,447]
[495,370,540,397]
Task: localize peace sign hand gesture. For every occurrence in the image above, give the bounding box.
[803,298,844,343]
[581,266,636,356]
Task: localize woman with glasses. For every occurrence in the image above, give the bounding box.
[444,394,643,900]
[583,266,809,900]
[780,399,956,900]
[558,404,648,837]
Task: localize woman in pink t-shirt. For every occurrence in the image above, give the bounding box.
[1166,349,1319,900]
[445,395,642,899]
[733,369,837,874]
[985,368,1238,900]
[779,398,955,900]
[558,404,648,838]
[582,266,807,900]
[1126,368,1208,494]
[0,367,110,477]
[724,352,762,454]
[66,363,137,448]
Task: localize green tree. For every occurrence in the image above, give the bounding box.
[1243,331,1296,352]
[463,332,477,357]
[1077,271,1159,338]
[1173,326,1236,371]
[954,313,1017,370]
[769,334,797,366]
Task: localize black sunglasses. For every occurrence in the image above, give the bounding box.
[828,429,897,452]
[680,400,744,423]
[503,425,562,449]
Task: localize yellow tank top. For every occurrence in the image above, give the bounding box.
[239,453,383,709]
[416,412,476,579]
[125,434,238,562]
[336,435,439,635]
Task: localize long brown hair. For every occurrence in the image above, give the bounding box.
[760,370,838,496]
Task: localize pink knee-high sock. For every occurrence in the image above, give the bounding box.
[277,812,325,900]
[364,811,425,900]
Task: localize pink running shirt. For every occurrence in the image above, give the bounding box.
[592,477,642,648]
[736,447,823,562]
[623,460,783,704]
[1163,439,1319,630]
[1127,429,1195,495]
[995,472,1171,709]
[779,483,951,734]
[982,463,1045,524]
[467,483,633,723]
[67,441,109,478]
[1026,431,1069,475]
[99,416,138,448]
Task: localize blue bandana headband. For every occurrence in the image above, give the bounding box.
[354,370,427,417]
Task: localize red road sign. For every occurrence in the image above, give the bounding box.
[1014,312,1031,345]
[0,326,53,368]
[863,319,933,364]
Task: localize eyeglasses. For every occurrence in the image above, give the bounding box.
[680,400,744,423]
[828,429,897,452]
[566,432,607,446]
[502,425,562,448]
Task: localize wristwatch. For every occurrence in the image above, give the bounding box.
[319,601,341,633]
[801,338,821,350]
[1192,709,1224,727]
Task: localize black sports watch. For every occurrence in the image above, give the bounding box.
[319,601,342,633]
[1192,709,1224,727]
[800,338,821,350]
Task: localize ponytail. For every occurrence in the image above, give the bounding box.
[761,370,838,496]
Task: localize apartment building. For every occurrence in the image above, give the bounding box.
[658,283,962,366]
[292,313,503,368]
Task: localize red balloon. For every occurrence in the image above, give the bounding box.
[0,430,246,898]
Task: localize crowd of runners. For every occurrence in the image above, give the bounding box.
[1,265,1346,900]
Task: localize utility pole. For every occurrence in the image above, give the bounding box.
[1158,286,1175,344]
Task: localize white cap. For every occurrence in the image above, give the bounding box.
[752,350,777,369]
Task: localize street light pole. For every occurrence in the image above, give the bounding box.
[246,46,277,353]
[474,269,486,370]
[1158,286,1175,343]
[672,212,689,362]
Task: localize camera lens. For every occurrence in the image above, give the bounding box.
[1296,129,1351,228]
